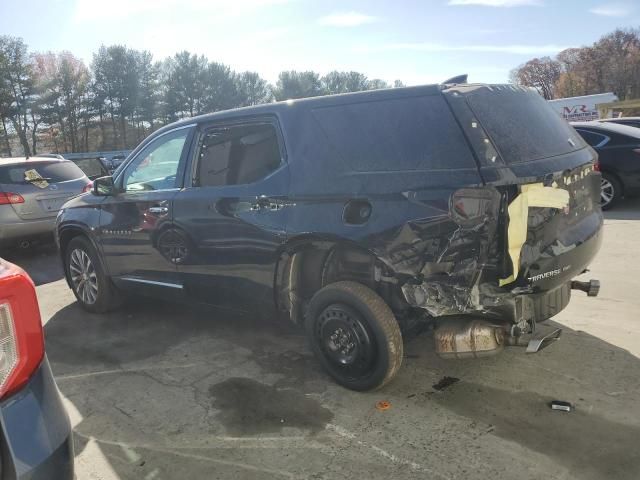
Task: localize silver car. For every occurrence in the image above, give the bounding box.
[0,157,90,248]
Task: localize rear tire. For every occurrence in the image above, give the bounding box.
[305,281,403,391]
[65,236,121,313]
[600,172,622,210]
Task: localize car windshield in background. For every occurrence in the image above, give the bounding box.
[463,86,586,163]
[0,161,85,185]
[70,158,108,179]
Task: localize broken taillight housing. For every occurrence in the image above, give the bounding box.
[0,192,25,205]
[0,261,45,399]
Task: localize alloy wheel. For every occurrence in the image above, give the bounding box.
[69,248,99,305]
[600,177,615,208]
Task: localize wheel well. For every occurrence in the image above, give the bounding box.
[58,228,87,258]
[275,241,410,325]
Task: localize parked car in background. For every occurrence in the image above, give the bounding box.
[0,157,91,248]
[597,116,640,129]
[572,121,640,209]
[0,258,74,478]
[56,84,602,391]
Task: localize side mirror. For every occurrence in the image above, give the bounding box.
[93,176,116,196]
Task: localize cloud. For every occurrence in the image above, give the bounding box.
[448,0,541,6]
[589,4,632,17]
[317,12,377,27]
[354,42,571,55]
[74,0,290,22]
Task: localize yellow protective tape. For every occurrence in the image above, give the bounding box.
[499,183,569,286]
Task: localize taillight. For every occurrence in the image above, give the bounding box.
[82,182,93,194]
[593,160,600,172]
[633,148,640,155]
[0,192,25,205]
[0,261,45,399]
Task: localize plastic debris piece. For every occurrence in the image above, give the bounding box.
[550,400,572,412]
[375,400,391,411]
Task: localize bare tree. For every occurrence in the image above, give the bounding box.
[510,56,562,99]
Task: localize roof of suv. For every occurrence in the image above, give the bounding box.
[150,83,449,135]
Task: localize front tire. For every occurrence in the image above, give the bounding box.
[65,236,121,313]
[305,281,403,391]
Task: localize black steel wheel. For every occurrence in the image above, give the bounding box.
[306,281,403,391]
[65,236,121,313]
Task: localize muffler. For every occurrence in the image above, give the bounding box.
[435,320,505,359]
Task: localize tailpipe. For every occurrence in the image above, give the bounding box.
[435,320,505,359]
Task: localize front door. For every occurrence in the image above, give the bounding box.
[99,125,194,291]
[172,119,290,311]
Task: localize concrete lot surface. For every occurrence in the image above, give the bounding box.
[5,199,640,480]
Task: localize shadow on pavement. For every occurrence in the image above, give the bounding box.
[604,197,640,221]
[1,241,64,286]
[43,294,640,480]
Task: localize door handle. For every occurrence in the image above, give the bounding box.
[148,206,169,215]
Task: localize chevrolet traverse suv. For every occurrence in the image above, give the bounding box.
[56,83,603,391]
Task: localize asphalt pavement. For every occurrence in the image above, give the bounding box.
[4,199,640,480]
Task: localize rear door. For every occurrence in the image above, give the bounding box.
[0,160,88,220]
[99,125,194,289]
[172,118,290,311]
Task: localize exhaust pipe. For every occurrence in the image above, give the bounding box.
[435,320,505,359]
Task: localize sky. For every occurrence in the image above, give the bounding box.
[0,0,638,85]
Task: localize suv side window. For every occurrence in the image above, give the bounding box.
[194,123,282,187]
[575,129,609,148]
[122,129,190,192]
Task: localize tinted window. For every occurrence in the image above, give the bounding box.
[123,129,189,192]
[311,95,476,171]
[463,87,585,163]
[195,123,282,187]
[0,160,85,185]
[575,129,608,147]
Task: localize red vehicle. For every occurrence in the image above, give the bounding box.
[0,259,73,478]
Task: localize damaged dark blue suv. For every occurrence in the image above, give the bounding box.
[55,82,603,391]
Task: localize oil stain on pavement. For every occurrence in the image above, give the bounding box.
[209,377,333,435]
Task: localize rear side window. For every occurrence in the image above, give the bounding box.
[195,123,282,187]
[311,95,477,172]
[574,129,609,147]
[0,161,85,185]
[463,87,585,163]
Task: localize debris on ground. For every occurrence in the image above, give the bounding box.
[375,400,391,411]
[550,400,573,412]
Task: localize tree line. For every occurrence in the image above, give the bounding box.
[0,36,404,156]
[511,28,640,100]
